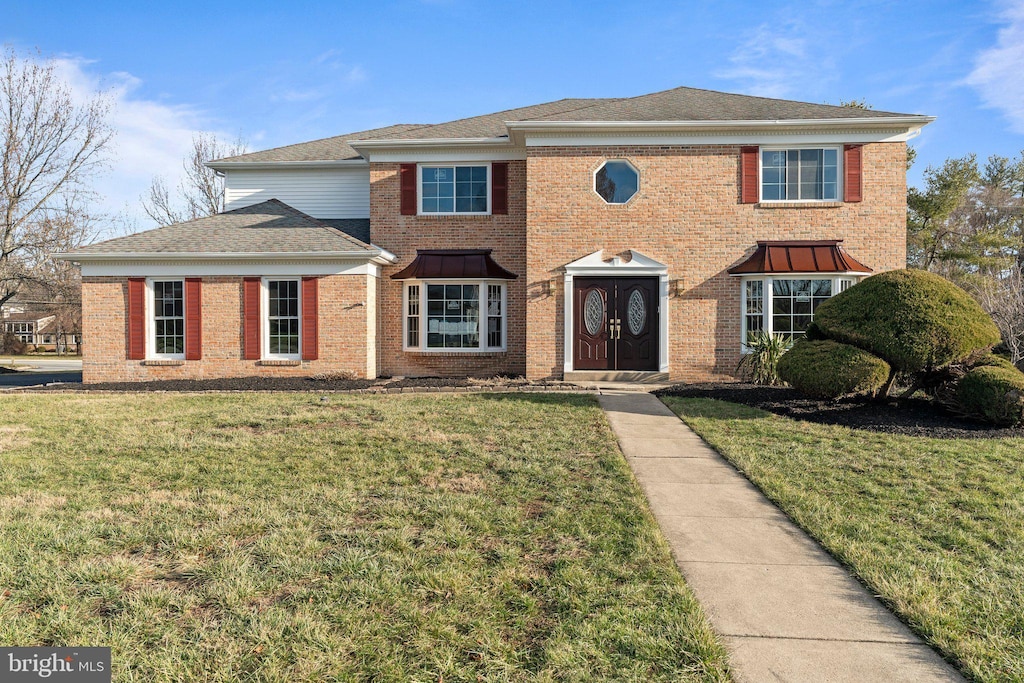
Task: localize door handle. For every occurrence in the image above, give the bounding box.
[610,318,622,340]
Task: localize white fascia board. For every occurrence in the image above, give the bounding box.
[348,137,525,162]
[510,116,935,147]
[205,159,369,171]
[77,259,383,278]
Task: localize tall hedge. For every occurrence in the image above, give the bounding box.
[812,269,1000,373]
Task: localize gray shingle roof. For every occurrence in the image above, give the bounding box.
[524,86,912,122]
[212,86,921,165]
[213,124,423,163]
[66,200,378,257]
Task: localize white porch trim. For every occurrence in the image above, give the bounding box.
[562,250,670,375]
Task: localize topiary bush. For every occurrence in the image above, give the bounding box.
[972,353,1018,372]
[812,269,1001,374]
[956,365,1024,426]
[778,339,891,399]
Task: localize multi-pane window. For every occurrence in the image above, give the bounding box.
[487,285,503,348]
[744,280,764,342]
[152,280,184,356]
[771,279,833,337]
[406,284,420,348]
[761,148,839,201]
[267,280,300,357]
[9,322,34,344]
[742,276,858,349]
[404,281,505,351]
[421,165,488,214]
[427,284,479,349]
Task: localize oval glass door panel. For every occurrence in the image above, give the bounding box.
[584,289,604,336]
[627,289,646,335]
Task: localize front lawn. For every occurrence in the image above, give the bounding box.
[0,393,730,682]
[663,397,1024,683]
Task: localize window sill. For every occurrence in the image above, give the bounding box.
[403,349,506,355]
[259,359,302,367]
[142,359,185,366]
[757,201,843,209]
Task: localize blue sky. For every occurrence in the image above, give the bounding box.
[5,0,1024,230]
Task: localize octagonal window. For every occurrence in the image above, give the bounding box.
[595,160,639,204]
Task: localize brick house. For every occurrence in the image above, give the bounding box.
[60,86,932,383]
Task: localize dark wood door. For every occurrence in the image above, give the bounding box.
[574,277,658,371]
[574,279,611,370]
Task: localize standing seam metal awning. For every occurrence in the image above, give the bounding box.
[390,249,519,279]
[727,240,873,275]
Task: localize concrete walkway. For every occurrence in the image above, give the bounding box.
[598,391,965,683]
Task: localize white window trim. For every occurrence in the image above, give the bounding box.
[740,274,861,352]
[261,277,302,361]
[417,162,492,216]
[592,158,641,205]
[402,279,507,353]
[758,145,843,204]
[146,278,185,360]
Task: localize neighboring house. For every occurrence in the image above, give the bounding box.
[1,301,81,353]
[59,86,932,383]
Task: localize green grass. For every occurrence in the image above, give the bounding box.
[662,396,1024,683]
[0,393,730,682]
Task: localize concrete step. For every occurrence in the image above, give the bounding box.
[564,370,669,383]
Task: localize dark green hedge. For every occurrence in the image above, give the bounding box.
[812,269,1001,374]
[956,365,1024,426]
[778,339,891,399]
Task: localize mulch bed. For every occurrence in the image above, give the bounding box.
[656,383,1024,439]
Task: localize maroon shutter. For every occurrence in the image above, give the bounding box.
[740,146,759,204]
[844,144,863,202]
[243,277,261,360]
[491,162,509,215]
[301,277,319,361]
[184,278,202,360]
[126,278,145,360]
[400,163,417,215]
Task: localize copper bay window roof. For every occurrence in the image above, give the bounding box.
[728,240,872,275]
[390,249,519,280]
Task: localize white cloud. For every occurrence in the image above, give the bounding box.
[50,56,228,234]
[966,0,1024,133]
[715,22,835,99]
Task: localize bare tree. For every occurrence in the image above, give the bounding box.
[0,48,112,313]
[974,267,1024,366]
[143,132,246,225]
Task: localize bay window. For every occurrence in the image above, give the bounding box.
[741,275,857,348]
[403,281,506,351]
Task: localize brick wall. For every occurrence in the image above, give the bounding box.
[370,161,528,377]
[524,142,908,381]
[81,274,373,383]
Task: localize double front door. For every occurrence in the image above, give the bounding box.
[573,277,659,371]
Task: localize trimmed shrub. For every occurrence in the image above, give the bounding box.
[972,353,1018,372]
[737,331,791,385]
[812,269,1001,374]
[956,365,1024,426]
[778,339,891,399]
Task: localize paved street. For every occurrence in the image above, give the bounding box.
[0,358,82,387]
